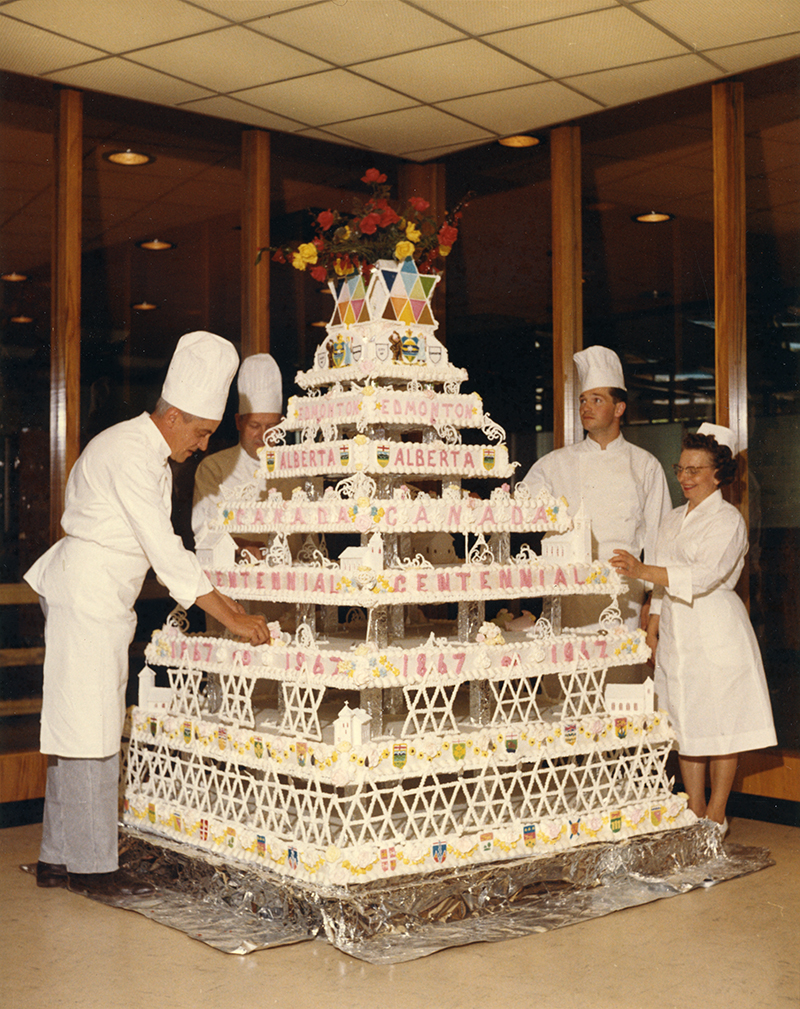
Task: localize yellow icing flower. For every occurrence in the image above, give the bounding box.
[394,240,415,261]
[405,222,421,243]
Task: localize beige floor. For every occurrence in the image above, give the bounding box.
[1,818,798,1009]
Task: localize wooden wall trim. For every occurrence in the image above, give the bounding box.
[550,125,583,448]
[399,163,448,340]
[241,129,271,358]
[50,87,82,542]
[712,81,749,521]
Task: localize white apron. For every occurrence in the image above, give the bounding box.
[652,491,776,756]
[27,536,150,758]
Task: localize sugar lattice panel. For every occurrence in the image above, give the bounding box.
[557,666,608,719]
[218,669,257,728]
[279,681,324,740]
[166,667,207,719]
[487,675,546,724]
[401,683,462,736]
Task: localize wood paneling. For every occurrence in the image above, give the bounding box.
[0,751,47,803]
[550,126,583,448]
[732,749,800,803]
[50,87,82,543]
[399,162,448,341]
[241,129,270,358]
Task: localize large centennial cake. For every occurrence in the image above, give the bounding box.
[123,259,695,887]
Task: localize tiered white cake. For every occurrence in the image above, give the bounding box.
[123,259,694,886]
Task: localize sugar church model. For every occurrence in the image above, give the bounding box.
[124,260,694,886]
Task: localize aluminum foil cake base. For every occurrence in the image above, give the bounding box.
[28,822,774,964]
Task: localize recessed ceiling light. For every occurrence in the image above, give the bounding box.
[132,301,158,311]
[136,239,175,251]
[498,135,539,148]
[2,271,27,282]
[104,149,154,166]
[10,314,33,324]
[633,211,674,223]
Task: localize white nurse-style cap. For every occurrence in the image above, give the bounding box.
[697,422,737,455]
[237,353,283,415]
[161,331,239,421]
[574,345,626,393]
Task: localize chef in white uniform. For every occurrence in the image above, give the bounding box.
[192,353,284,541]
[611,423,776,834]
[25,332,272,899]
[521,346,671,638]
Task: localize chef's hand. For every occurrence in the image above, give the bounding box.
[610,549,644,579]
[225,610,271,646]
[645,614,660,668]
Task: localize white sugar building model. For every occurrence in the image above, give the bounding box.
[124,260,694,886]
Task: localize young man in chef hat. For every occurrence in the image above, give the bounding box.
[522,345,671,653]
[192,352,284,540]
[26,332,271,900]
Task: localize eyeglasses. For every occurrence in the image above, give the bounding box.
[672,464,713,477]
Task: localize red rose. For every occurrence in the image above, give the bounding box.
[438,224,458,246]
[408,196,430,213]
[316,210,335,230]
[379,206,400,227]
[359,212,382,235]
[310,264,328,282]
[272,248,286,263]
[361,168,387,184]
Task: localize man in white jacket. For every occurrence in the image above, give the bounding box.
[192,353,284,542]
[522,345,671,641]
[26,332,271,899]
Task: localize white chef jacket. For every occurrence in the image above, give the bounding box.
[192,444,261,540]
[521,434,671,630]
[650,490,776,756]
[25,412,212,758]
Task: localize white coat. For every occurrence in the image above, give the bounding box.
[25,413,212,758]
[522,434,671,630]
[650,490,776,756]
[192,444,260,539]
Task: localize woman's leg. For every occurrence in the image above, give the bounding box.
[706,753,738,825]
[678,753,708,818]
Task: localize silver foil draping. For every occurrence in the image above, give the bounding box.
[34,821,773,963]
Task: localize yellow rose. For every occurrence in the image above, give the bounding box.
[291,242,317,270]
[394,240,415,261]
[438,244,452,257]
[405,222,421,243]
[334,257,354,276]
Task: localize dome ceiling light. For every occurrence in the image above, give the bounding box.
[136,239,175,251]
[498,135,539,148]
[633,211,674,223]
[104,149,154,166]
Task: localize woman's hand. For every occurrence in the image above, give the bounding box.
[611,549,644,579]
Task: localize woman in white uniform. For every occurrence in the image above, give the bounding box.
[611,423,776,834]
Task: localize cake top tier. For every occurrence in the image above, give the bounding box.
[295,260,467,390]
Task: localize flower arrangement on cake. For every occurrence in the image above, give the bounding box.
[260,167,468,282]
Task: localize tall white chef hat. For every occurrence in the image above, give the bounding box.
[237,353,283,415]
[574,345,626,392]
[697,422,737,455]
[161,331,238,421]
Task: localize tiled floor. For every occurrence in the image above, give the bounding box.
[2,818,798,1009]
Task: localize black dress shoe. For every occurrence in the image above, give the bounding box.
[68,868,156,898]
[36,861,69,888]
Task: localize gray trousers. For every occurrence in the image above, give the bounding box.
[39,754,120,873]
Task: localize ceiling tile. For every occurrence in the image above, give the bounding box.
[641,0,800,51]
[246,1,467,64]
[708,35,800,74]
[178,95,306,132]
[190,1,316,21]
[1,0,226,53]
[355,39,546,103]
[231,69,417,126]
[0,15,106,73]
[487,7,688,78]
[408,0,616,36]
[45,57,214,106]
[322,106,494,158]
[435,81,601,136]
[129,25,331,92]
[566,54,719,106]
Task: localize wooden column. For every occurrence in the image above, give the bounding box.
[712,81,748,522]
[398,162,447,339]
[50,87,82,542]
[550,125,583,448]
[241,129,271,357]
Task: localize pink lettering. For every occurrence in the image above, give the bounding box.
[554,567,568,588]
[456,571,469,590]
[499,568,513,590]
[437,573,451,591]
[479,570,491,590]
[453,653,466,676]
[416,572,428,592]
